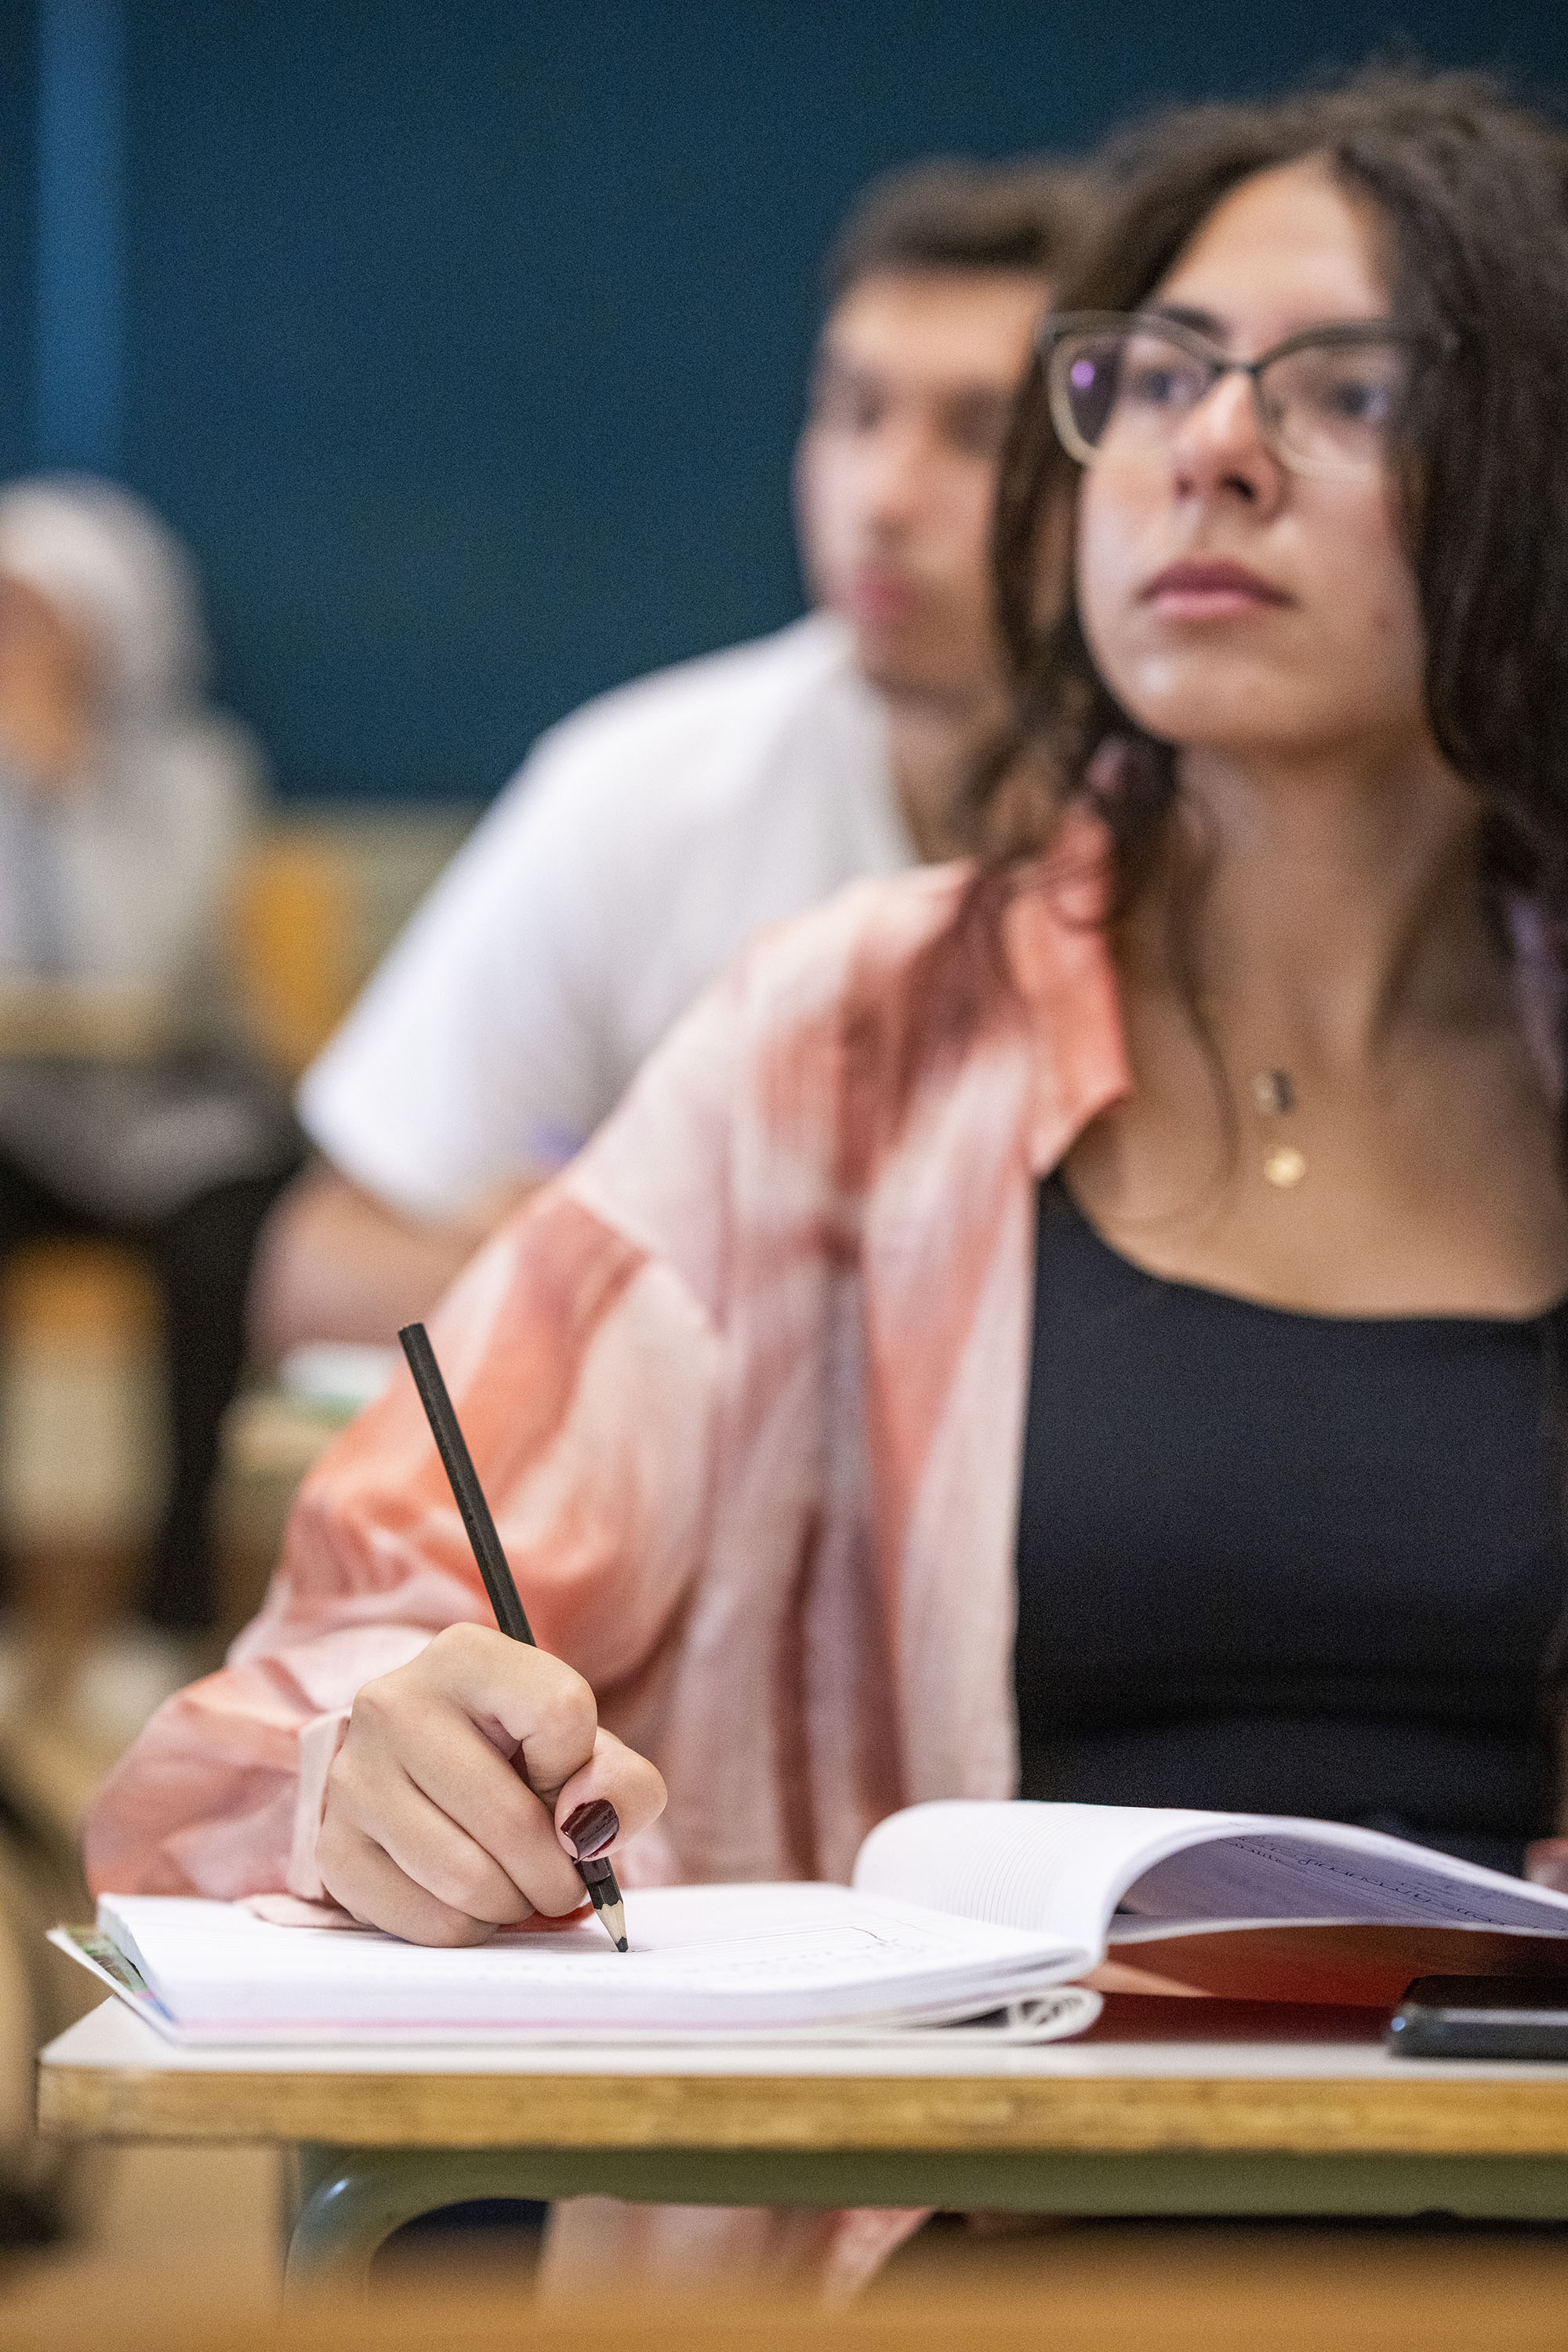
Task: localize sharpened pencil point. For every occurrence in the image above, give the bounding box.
[598,1896,629,1951]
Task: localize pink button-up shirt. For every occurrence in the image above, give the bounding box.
[85,820,1128,2293]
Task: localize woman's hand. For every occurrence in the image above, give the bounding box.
[315,1622,667,1944]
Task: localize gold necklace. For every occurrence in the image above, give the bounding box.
[1252,1068,1305,1187]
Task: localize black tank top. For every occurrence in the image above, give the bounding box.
[1014,1174,1568,1876]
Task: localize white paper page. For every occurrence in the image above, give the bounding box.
[852,1801,1248,1955]
[1112,1821,1568,1932]
[98,1885,1082,2033]
[50,1929,1102,2049]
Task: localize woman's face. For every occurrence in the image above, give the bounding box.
[0,574,96,786]
[1075,159,1434,776]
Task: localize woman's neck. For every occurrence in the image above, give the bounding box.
[1127,738,1505,1069]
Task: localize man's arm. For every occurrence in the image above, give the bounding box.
[248,1158,541,1358]
[257,719,635,1361]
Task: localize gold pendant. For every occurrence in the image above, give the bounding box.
[1264,1145,1307,1189]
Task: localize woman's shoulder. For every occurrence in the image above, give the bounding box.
[699,821,1120,1181]
[145,710,267,804]
[726,859,1000,1019]
[724,831,1112,1047]
[710,858,1035,1149]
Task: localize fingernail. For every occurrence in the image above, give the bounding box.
[561,1798,619,1859]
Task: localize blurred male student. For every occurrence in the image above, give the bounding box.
[251,158,1091,1353]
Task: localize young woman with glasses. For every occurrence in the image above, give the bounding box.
[85,70,1568,2290]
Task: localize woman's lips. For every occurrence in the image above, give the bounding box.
[1139,559,1292,618]
[845,567,923,626]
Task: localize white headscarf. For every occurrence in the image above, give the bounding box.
[0,477,257,992]
[0,474,208,719]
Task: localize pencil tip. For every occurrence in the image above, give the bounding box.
[597,1896,629,1952]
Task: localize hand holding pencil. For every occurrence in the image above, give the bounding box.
[313,1328,666,1950]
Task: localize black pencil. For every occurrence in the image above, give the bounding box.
[397,1320,629,1951]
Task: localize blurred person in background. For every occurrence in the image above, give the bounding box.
[0,477,300,1738]
[249,157,1094,1362]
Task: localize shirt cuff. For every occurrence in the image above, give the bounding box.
[286,1707,352,1899]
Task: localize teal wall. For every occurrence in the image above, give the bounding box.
[5,2,1567,800]
[0,2,34,480]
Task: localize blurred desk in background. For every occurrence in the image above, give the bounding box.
[231,808,476,1081]
[8,2233,1568,2352]
[0,808,474,1679]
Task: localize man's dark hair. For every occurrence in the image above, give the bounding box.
[976,66,1568,964]
[823,158,1095,307]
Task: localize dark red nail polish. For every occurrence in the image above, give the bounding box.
[561,1798,619,1859]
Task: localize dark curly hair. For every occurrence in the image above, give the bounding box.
[973,70,1568,949]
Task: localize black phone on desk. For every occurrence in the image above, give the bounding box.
[1387,1977,1568,2060]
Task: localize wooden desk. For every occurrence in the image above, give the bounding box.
[38,1998,1568,2290]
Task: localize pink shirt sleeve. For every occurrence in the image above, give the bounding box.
[84,979,745,1900]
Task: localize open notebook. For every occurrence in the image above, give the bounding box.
[56,1799,1568,2048]
[54,1883,1102,2049]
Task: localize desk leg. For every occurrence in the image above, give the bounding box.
[285,2144,560,2292]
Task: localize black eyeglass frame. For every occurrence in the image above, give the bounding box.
[1037,309,1456,478]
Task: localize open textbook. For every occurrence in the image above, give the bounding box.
[55,1800,1568,2048]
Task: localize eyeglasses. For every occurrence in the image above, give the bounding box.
[1040,310,1444,480]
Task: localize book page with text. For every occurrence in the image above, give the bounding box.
[1112,1823,1568,1933]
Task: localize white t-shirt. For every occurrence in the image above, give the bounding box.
[299,615,916,1219]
